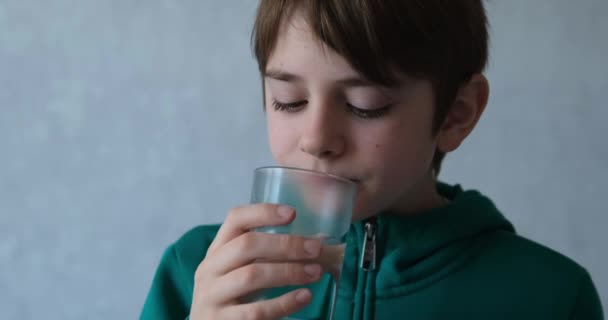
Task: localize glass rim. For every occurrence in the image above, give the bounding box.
[254,166,357,186]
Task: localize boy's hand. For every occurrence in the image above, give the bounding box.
[189,204,323,320]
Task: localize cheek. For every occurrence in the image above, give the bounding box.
[360,123,436,177]
[267,115,298,163]
[387,137,436,177]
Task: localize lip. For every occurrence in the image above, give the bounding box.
[324,175,361,186]
[259,166,361,187]
[258,166,354,184]
[306,171,361,189]
[352,179,363,189]
[319,173,361,185]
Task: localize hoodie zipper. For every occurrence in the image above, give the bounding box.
[360,217,377,271]
[354,217,378,320]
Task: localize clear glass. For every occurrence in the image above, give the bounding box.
[247,166,357,320]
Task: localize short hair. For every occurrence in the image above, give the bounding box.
[252,0,489,176]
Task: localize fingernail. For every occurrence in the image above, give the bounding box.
[295,289,311,303]
[304,239,321,257]
[304,264,321,277]
[277,206,294,218]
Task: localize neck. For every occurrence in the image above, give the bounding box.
[388,172,448,217]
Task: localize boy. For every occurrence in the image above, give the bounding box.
[141,1,603,319]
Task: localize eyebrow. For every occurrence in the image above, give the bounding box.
[264,69,377,88]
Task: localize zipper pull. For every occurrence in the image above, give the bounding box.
[360,217,377,271]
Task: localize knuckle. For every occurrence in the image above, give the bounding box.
[194,267,204,283]
[238,232,258,252]
[276,294,293,317]
[281,263,299,282]
[204,312,220,320]
[240,265,261,284]
[260,203,281,219]
[226,206,244,223]
[245,308,265,320]
[259,202,276,211]
[193,261,208,283]
[277,234,295,255]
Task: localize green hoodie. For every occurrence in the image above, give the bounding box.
[140,184,603,319]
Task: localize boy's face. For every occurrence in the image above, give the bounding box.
[263,11,441,220]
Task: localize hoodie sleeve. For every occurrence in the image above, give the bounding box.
[140,245,192,320]
[569,270,603,320]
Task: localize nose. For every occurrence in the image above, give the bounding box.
[298,104,345,159]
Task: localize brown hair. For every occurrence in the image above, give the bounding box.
[252,0,489,176]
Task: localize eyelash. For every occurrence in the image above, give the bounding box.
[271,100,391,119]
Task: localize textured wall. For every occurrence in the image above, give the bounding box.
[0,1,606,319]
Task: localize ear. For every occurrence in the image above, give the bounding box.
[437,74,489,153]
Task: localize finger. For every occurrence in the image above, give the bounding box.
[206,232,322,275]
[208,204,295,253]
[214,262,322,302]
[223,288,312,320]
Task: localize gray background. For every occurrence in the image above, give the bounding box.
[0,0,606,319]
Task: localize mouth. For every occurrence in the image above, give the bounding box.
[300,167,361,185]
[347,178,364,192]
[326,174,360,185]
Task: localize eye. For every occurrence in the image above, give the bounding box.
[347,103,392,119]
[272,100,307,112]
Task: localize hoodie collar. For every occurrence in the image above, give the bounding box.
[371,183,515,291]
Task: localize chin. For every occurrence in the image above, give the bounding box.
[351,196,379,222]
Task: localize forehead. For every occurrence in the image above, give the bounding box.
[266,10,360,78]
[265,8,424,92]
